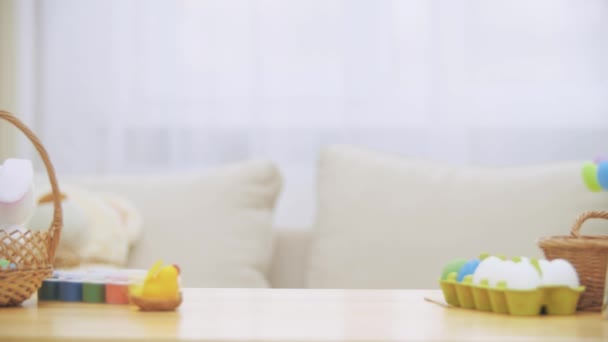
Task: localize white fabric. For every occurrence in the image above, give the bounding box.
[307,145,608,289]
[58,161,282,288]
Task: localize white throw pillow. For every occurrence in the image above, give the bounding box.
[307,145,608,289]
[41,161,281,288]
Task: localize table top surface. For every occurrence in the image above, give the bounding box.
[0,288,606,342]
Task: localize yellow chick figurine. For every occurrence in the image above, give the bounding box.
[142,262,180,301]
[130,260,182,311]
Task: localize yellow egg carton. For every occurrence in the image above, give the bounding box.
[439,273,585,316]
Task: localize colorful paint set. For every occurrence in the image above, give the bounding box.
[38,269,147,304]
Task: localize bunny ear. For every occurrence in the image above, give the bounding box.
[582,161,602,192]
[598,161,608,190]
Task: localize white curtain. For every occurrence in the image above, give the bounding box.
[14,0,608,226]
[0,0,17,160]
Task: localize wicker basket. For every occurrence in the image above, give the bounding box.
[0,110,62,307]
[538,210,608,312]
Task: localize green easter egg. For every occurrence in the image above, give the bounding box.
[582,162,602,192]
[441,258,468,280]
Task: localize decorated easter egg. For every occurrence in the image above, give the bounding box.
[582,162,602,192]
[472,256,502,285]
[486,259,509,287]
[539,259,579,288]
[501,259,541,290]
[441,258,467,280]
[457,259,480,282]
[538,259,551,276]
[598,161,608,190]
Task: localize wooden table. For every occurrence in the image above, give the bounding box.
[0,288,605,341]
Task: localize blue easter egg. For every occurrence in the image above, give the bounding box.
[457,259,480,282]
[598,162,608,190]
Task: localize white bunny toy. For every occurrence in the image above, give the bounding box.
[0,158,36,230]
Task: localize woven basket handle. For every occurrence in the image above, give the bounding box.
[570,210,608,238]
[0,110,62,262]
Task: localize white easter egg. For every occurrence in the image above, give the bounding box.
[538,259,550,272]
[541,259,579,288]
[502,260,541,290]
[473,256,502,285]
[487,259,508,287]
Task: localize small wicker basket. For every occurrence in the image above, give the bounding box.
[538,210,608,312]
[0,110,62,307]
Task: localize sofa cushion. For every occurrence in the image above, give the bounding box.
[268,229,311,288]
[307,145,608,289]
[44,161,281,288]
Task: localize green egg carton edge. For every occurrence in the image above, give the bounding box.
[438,273,585,316]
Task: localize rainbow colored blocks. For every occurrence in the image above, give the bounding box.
[37,269,147,304]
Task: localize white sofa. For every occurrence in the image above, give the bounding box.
[34,145,608,289]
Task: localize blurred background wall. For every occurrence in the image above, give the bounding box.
[0,0,16,160]
[1,0,607,227]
